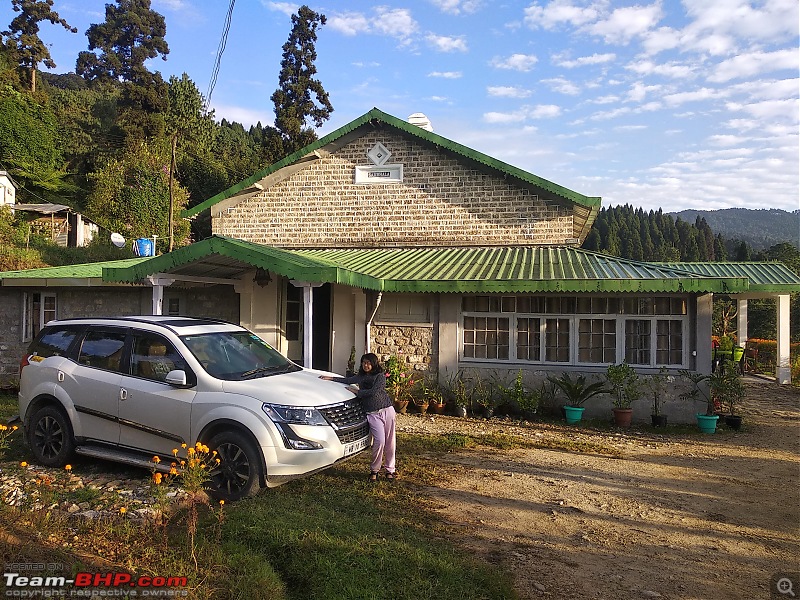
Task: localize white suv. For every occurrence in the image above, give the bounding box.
[18,316,369,501]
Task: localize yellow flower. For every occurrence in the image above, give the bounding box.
[169,467,178,476]
[195,441,203,449]
[187,447,195,456]
[181,443,187,449]
[172,448,179,456]
[0,424,6,430]
[153,473,163,484]
[180,460,186,467]
[12,425,18,431]
[119,507,127,514]
[65,464,72,471]
[219,500,225,506]
[215,458,221,464]
[20,461,28,468]
[152,455,161,464]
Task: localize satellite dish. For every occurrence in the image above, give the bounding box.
[110,232,125,248]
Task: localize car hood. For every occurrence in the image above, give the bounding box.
[220,369,356,406]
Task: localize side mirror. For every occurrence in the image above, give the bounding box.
[165,369,190,387]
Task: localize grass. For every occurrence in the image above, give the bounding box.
[0,389,726,599]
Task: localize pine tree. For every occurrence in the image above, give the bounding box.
[271,5,333,154]
[2,0,77,92]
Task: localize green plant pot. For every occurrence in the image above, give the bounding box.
[563,405,585,425]
[696,414,719,434]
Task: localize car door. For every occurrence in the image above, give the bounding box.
[62,327,127,445]
[118,331,196,456]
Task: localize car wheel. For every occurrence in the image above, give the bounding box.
[206,431,263,502]
[28,405,75,467]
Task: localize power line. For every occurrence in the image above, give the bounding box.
[206,0,236,109]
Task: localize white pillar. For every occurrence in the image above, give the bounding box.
[146,276,174,316]
[696,294,713,374]
[776,294,791,384]
[736,298,748,347]
[303,285,313,368]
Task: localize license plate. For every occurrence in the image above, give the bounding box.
[343,436,370,457]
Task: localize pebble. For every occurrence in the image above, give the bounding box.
[641,591,662,598]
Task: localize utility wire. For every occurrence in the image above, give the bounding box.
[206,0,236,109]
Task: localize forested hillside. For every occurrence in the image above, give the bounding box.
[0,0,331,267]
[669,208,799,251]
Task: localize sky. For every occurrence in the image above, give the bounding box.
[2,0,799,214]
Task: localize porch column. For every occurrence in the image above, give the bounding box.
[696,294,713,374]
[736,299,748,347]
[776,294,791,384]
[146,276,174,315]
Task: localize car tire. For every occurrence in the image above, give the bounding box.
[206,430,264,502]
[28,405,75,467]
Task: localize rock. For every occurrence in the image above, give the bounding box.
[641,591,662,598]
[533,583,546,592]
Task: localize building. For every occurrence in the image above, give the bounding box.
[2,108,798,421]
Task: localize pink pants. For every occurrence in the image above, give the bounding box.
[366,406,397,474]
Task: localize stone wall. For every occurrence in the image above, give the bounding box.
[0,285,240,389]
[213,129,574,247]
[371,323,436,374]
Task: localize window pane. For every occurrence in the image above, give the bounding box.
[462,314,510,361]
[517,317,541,362]
[656,319,683,365]
[578,318,615,364]
[501,296,516,312]
[545,318,570,362]
[78,330,127,372]
[625,319,651,365]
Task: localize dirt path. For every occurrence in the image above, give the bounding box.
[398,378,800,600]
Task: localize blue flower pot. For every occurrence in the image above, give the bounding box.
[696,414,719,434]
[564,406,585,425]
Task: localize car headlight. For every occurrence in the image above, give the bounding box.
[262,403,328,426]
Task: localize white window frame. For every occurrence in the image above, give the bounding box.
[22,292,57,342]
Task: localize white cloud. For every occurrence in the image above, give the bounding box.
[615,125,647,131]
[328,7,419,43]
[626,82,661,103]
[541,77,580,95]
[625,60,696,79]
[483,110,529,124]
[211,103,275,128]
[264,2,297,17]
[683,0,799,43]
[429,0,482,15]
[428,71,463,78]
[663,88,720,107]
[490,53,538,72]
[426,34,468,52]
[482,104,561,123]
[327,12,371,36]
[524,0,600,29]
[588,4,663,44]
[555,52,616,68]
[709,49,800,83]
[487,86,533,98]
[708,135,746,147]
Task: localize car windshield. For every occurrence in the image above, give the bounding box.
[181,331,299,380]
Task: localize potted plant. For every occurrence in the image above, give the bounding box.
[678,369,719,433]
[446,371,470,417]
[498,370,540,421]
[421,376,447,414]
[605,362,639,427]
[714,361,745,430]
[386,354,416,414]
[345,346,357,377]
[471,375,497,419]
[643,367,670,427]
[547,373,609,425]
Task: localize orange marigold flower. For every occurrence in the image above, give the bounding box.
[180,460,186,467]
[119,507,127,514]
[12,425,18,431]
[153,473,163,484]
[187,447,195,456]
[152,455,161,464]
[20,461,28,468]
[181,443,187,449]
[169,467,178,476]
[65,464,72,471]
[172,448,179,456]
[219,500,225,506]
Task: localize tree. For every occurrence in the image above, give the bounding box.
[271,5,333,154]
[86,143,190,250]
[76,0,168,85]
[2,0,77,93]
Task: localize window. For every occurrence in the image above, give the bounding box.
[285,284,302,341]
[23,292,57,342]
[131,333,185,382]
[461,295,686,367]
[167,298,180,316]
[29,326,81,358]
[77,329,127,372]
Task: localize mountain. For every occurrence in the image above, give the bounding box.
[667,208,799,251]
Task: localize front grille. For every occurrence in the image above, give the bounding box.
[319,399,366,430]
[338,423,370,444]
[319,399,368,443]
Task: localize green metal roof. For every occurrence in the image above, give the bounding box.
[99,236,754,294]
[183,107,602,220]
[0,258,150,282]
[660,261,800,293]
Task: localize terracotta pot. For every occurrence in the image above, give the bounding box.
[393,400,409,414]
[430,402,446,415]
[612,408,633,427]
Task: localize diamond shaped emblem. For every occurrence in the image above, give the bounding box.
[367,142,391,166]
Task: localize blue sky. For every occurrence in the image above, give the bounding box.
[3,0,798,214]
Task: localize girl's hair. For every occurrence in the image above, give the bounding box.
[358,353,383,375]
